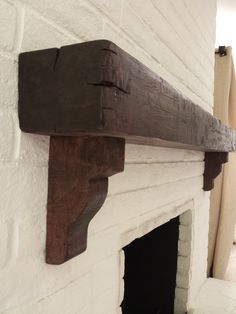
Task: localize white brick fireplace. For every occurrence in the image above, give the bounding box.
[87,146,209,314]
[118,200,194,314]
[0,0,217,313]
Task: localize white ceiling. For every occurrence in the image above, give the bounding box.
[217,0,236,12]
[216,0,236,56]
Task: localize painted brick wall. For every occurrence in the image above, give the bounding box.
[0,0,216,313]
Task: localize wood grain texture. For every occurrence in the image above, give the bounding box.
[46,136,125,264]
[203,152,228,191]
[18,40,236,152]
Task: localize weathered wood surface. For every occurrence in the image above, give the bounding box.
[19,40,236,152]
[46,136,125,264]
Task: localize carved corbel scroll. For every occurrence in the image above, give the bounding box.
[203,152,229,191]
[46,136,125,264]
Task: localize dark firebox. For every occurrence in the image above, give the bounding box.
[121,216,180,314]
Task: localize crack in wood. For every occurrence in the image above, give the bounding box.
[88,81,129,94]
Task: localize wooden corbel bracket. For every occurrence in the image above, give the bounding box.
[18,40,236,264]
[203,152,228,191]
[46,136,124,264]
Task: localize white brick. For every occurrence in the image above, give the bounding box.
[125,144,204,163]
[121,4,177,71]
[21,0,103,39]
[0,164,48,219]
[127,0,213,94]
[0,113,17,161]
[32,275,92,314]
[90,0,122,24]
[0,219,18,269]
[91,288,119,314]
[121,3,150,46]
[90,176,202,234]
[79,307,92,314]
[121,3,212,110]
[0,221,9,269]
[21,13,77,52]
[0,1,17,52]
[108,161,204,196]
[156,0,213,64]
[179,225,192,242]
[176,288,189,302]
[175,287,188,314]
[1,273,92,314]
[17,212,46,259]
[92,255,120,298]
[88,226,122,262]
[176,272,190,289]
[169,0,208,50]
[184,0,213,44]
[180,209,193,225]
[178,239,192,257]
[19,133,49,164]
[0,56,17,108]
[102,21,148,62]
[177,256,191,276]
[137,201,190,238]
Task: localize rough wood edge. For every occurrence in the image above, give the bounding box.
[46,136,125,265]
[203,152,229,191]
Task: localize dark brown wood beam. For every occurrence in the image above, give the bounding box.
[19,40,236,152]
[46,136,125,265]
[18,40,236,264]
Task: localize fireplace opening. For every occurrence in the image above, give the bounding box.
[121,216,180,314]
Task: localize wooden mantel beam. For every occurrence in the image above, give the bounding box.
[19,40,236,152]
[18,40,236,264]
